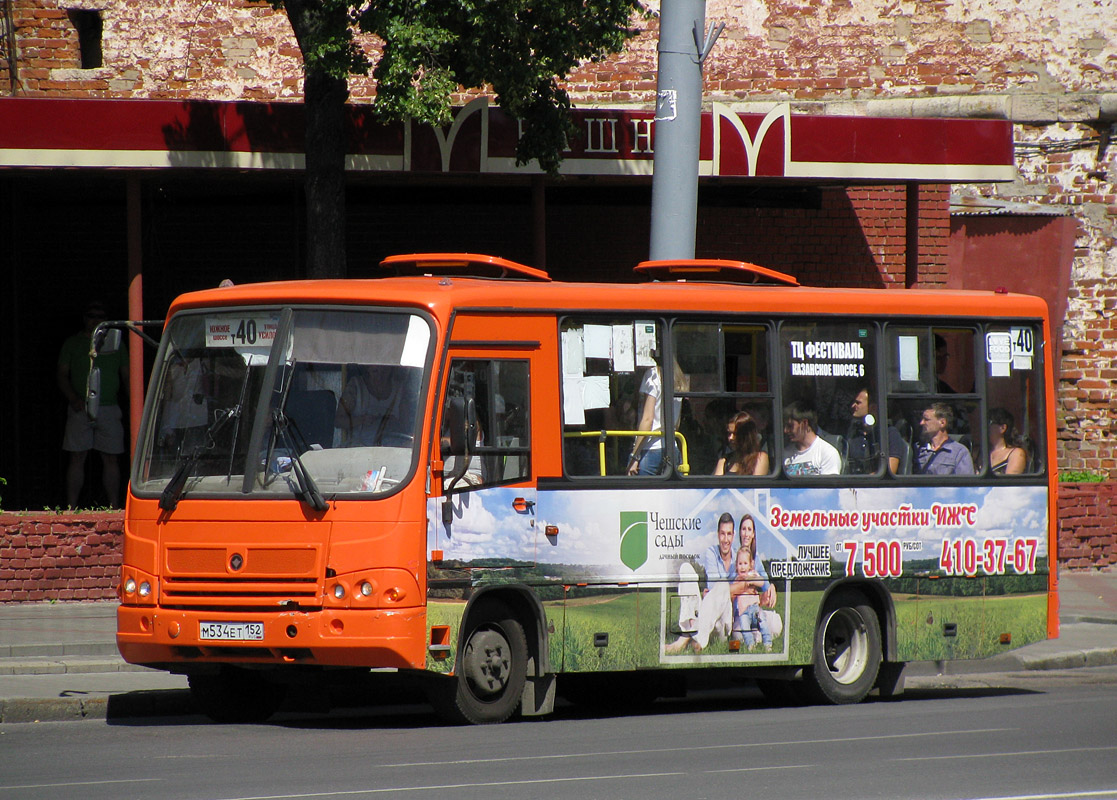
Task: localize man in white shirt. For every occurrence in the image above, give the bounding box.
[783,401,841,476]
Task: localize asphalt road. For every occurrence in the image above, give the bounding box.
[2,667,1116,800]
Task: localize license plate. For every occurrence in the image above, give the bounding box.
[199,621,264,641]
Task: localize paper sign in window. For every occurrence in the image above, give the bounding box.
[584,324,612,360]
[562,329,585,375]
[986,331,1012,377]
[612,324,635,373]
[898,335,920,382]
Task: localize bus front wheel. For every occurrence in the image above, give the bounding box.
[434,599,527,725]
[802,590,881,705]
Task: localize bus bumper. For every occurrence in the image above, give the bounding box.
[116,605,428,671]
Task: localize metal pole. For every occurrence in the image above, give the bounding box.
[126,175,144,457]
[649,0,707,261]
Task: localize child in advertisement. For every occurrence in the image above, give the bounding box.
[731,547,773,651]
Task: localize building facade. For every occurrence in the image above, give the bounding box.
[0,0,1114,509]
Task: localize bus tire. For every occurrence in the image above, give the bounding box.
[188,667,286,723]
[802,589,881,705]
[436,599,527,725]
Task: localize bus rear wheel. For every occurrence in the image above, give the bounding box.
[802,589,881,705]
[434,599,527,725]
[188,667,286,723]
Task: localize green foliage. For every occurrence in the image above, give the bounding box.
[273,0,645,174]
[0,475,5,509]
[1061,469,1106,482]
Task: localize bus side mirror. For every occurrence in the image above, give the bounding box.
[93,326,122,355]
[441,397,477,524]
[86,367,102,420]
[444,396,467,458]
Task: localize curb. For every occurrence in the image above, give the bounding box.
[0,689,194,724]
[1014,647,1117,671]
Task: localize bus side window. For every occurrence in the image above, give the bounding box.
[441,359,531,491]
[560,318,665,477]
[673,321,774,477]
[984,323,1042,475]
[886,325,980,477]
[778,320,879,477]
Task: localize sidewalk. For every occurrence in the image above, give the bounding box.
[1,569,1116,723]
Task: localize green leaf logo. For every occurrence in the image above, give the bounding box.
[619,511,648,571]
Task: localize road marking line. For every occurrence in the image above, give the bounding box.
[214,772,687,800]
[895,745,1117,762]
[378,727,1014,768]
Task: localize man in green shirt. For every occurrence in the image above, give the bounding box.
[56,301,128,508]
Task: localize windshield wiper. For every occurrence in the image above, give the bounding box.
[271,409,328,512]
[159,406,239,512]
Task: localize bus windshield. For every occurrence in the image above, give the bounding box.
[134,307,432,503]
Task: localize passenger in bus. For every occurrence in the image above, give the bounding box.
[782,401,841,476]
[335,364,400,446]
[935,334,958,394]
[844,387,904,474]
[691,398,735,474]
[989,407,1027,475]
[731,547,773,651]
[156,354,208,452]
[915,402,974,475]
[627,358,689,476]
[713,411,769,475]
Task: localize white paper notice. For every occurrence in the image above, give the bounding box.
[563,377,586,425]
[582,375,611,410]
[898,335,920,382]
[584,325,612,360]
[635,320,657,367]
[562,329,585,375]
[612,324,635,373]
[986,331,1012,377]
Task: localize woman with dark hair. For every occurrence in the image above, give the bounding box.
[714,412,769,476]
[989,407,1026,475]
[736,514,776,608]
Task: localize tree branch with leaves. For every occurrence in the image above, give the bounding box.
[270,0,645,276]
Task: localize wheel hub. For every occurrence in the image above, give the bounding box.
[462,628,511,696]
[824,608,868,685]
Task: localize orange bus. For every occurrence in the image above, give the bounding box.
[110,253,1058,723]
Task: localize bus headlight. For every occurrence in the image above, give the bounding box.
[124,578,137,595]
[333,583,346,599]
[138,581,151,598]
[359,581,373,597]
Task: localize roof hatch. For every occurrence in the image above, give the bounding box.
[635,259,799,286]
[379,253,551,282]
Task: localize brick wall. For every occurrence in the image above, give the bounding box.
[0,512,122,602]
[1057,482,1117,570]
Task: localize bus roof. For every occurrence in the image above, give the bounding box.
[167,273,1050,322]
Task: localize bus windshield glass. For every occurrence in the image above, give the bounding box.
[134,307,432,502]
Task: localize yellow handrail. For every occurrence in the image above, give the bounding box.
[562,429,690,476]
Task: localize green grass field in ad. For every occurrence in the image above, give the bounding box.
[427,585,1049,673]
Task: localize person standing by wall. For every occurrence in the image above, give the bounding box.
[56,301,128,507]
